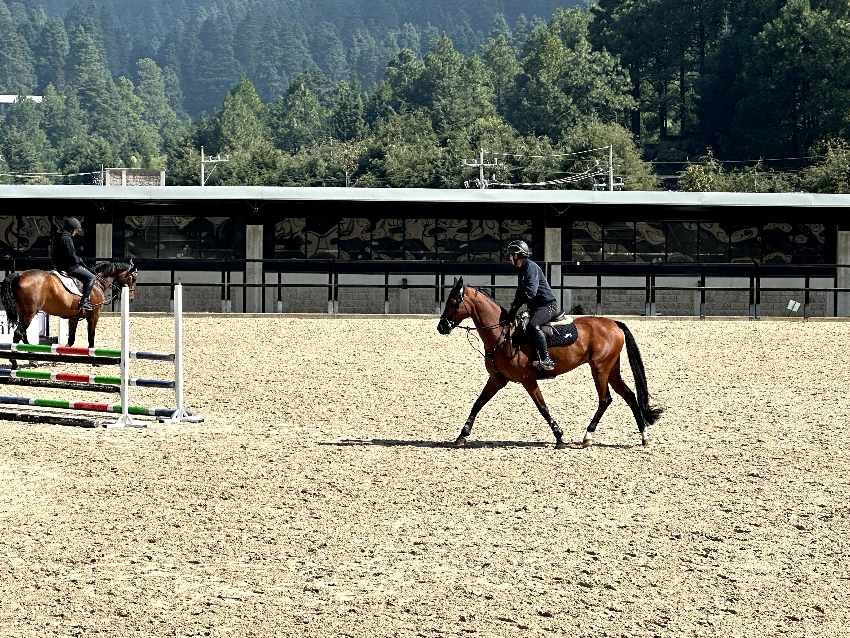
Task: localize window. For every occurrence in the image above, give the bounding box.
[636,221,665,263]
[305,217,338,259]
[269,216,532,262]
[603,221,635,262]
[123,216,244,259]
[699,223,729,262]
[468,219,501,263]
[338,218,372,260]
[0,215,73,259]
[729,225,760,263]
[666,222,698,263]
[405,218,437,260]
[274,218,306,258]
[571,221,602,261]
[372,218,404,260]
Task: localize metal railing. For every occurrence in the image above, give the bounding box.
[2,256,848,318]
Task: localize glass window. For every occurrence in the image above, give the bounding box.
[762,222,792,264]
[405,218,436,260]
[572,221,602,262]
[730,224,760,263]
[666,222,698,263]
[274,218,306,258]
[372,218,404,260]
[468,219,501,263]
[305,217,339,259]
[436,218,469,262]
[636,221,665,263]
[123,216,243,259]
[699,223,729,262]
[603,221,635,262]
[123,216,159,259]
[338,218,371,260]
[793,223,826,264]
[0,216,59,258]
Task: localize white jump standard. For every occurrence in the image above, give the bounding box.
[0,284,202,428]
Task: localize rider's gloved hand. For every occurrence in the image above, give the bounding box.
[507,302,521,323]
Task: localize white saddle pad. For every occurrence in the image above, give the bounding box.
[51,270,82,296]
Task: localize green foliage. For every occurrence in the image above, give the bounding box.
[802,139,850,193]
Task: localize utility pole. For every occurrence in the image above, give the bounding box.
[609,144,614,192]
[463,148,499,189]
[200,146,230,186]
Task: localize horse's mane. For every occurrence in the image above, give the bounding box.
[95,261,132,275]
[471,286,511,321]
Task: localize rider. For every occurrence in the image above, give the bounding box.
[53,217,95,312]
[506,239,558,371]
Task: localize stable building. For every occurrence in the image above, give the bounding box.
[0,186,848,317]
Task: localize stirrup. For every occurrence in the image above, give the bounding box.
[79,299,94,312]
[534,357,555,372]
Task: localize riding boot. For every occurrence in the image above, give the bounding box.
[533,328,555,371]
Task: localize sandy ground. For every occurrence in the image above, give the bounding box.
[0,315,848,637]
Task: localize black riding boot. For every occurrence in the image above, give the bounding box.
[533,328,555,371]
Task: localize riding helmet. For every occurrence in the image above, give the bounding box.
[507,239,531,257]
[63,217,83,233]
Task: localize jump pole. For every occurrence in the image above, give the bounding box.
[167,283,202,423]
[108,286,142,428]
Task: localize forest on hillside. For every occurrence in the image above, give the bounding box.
[1,0,849,192]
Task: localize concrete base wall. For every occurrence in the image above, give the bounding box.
[125,271,839,317]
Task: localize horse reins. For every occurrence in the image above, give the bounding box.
[453,288,513,360]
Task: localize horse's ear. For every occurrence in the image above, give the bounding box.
[458,276,464,296]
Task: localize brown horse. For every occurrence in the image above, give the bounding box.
[437,277,663,449]
[0,261,138,357]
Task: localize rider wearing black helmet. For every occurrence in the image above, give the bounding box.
[506,239,558,371]
[53,217,95,312]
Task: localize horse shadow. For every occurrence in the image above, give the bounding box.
[322,438,642,450]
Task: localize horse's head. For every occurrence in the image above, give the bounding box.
[437,277,469,335]
[97,259,139,300]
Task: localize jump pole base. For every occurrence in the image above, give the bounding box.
[106,414,146,429]
[159,409,204,424]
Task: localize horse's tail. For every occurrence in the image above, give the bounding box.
[615,321,663,426]
[1,273,20,328]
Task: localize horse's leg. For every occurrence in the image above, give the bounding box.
[87,308,100,349]
[455,374,507,447]
[522,379,565,449]
[581,362,614,448]
[10,310,36,370]
[67,317,79,347]
[608,357,649,446]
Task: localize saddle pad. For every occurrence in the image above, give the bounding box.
[541,321,578,348]
[51,271,81,296]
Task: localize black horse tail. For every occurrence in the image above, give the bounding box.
[615,321,664,426]
[1,273,20,328]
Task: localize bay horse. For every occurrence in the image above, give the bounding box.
[437,277,663,449]
[0,261,138,364]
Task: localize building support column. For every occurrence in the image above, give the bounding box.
[837,230,850,316]
[96,223,112,261]
[545,226,569,312]
[246,224,263,313]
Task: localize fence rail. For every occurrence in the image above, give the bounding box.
[1,257,848,318]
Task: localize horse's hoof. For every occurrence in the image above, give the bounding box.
[554,440,567,450]
[641,434,650,447]
[453,436,467,448]
[581,436,593,449]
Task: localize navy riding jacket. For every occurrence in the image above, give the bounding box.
[512,258,556,310]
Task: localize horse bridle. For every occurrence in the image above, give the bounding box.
[448,287,512,359]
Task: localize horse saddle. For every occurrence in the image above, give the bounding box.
[513,310,578,348]
[51,270,82,296]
